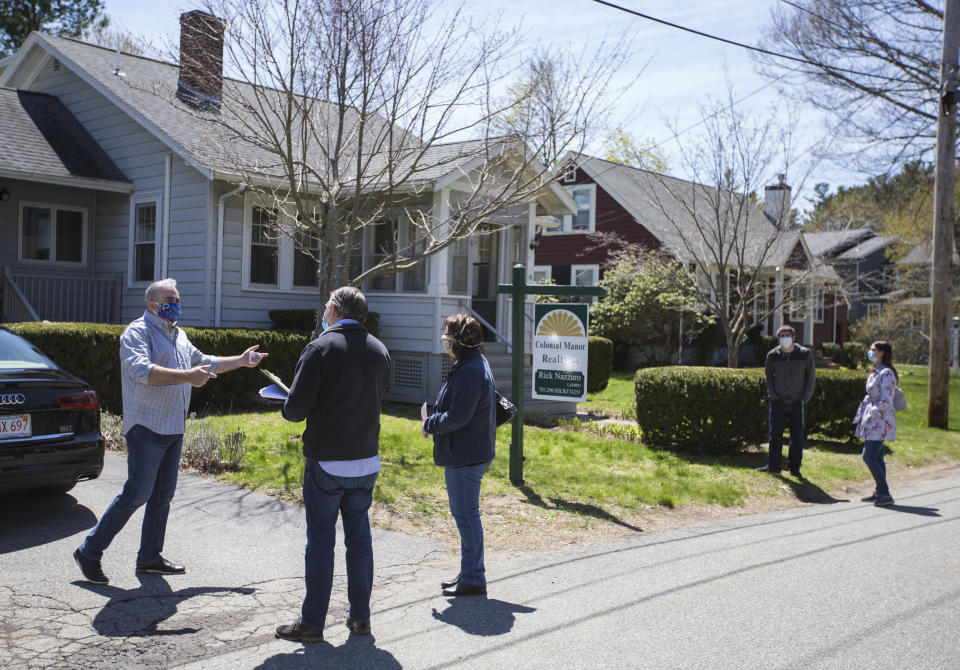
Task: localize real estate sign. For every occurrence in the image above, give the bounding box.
[532,303,589,402]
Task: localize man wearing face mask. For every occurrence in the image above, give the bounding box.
[276,287,390,643]
[73,278,268,584]
[757,324,816,477]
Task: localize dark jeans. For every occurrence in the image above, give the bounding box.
[444,461,491,585]
[768,400,805,472]
[862,440,890,496]
[80,424,183,563]
[301,460,378,630]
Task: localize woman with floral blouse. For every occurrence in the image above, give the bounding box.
[854,341,899,506]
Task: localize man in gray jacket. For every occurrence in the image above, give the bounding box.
[757,325,816,477]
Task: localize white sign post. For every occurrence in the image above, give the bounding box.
[532,303,589,402]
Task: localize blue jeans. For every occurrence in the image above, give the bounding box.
[862,440,889,496]
[80,424,183,563]
[301,460,377,630]
[768,400,805,472]
[444,461,491,585]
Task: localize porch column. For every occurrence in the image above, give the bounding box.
[773,268,784,333]
[804,282,814,345]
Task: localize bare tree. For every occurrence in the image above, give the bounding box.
[626,92,826,367]
[179,0,623,335]
[756,0,941,167]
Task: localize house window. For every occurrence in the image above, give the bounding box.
[572,264,598,303]
[555,184,596,234]
[753,278,769,321]
[867,303,881,319]
[19,203,87,265]
[293,229,319,288]
[401,220,426,293]
[449,238,469,294]
[532,266,551,283]
[134,202,158,282]
[250,206,279,285]
[511,225,526,263]
[812,286,825,323]
[562,164,577,183]
[369,219,397,291]
[789,284,806,321]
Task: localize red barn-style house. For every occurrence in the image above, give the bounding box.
[534,154,848,348]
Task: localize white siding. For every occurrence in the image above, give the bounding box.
[29,61,212,325]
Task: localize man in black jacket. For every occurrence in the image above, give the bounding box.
[758,324,816,477]
[275,287,391,643]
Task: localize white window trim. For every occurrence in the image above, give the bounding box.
[788,284,806,322]
[241,195,320,294]
[18,201,89,267]
[548,183,596,235]
[867,303,881,319]
[812,285,825,323]
[531,265,552,283]
[127,192,162,288]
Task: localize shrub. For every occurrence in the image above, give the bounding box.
[180,417,247,473]
[587,336,614,393]
[611,341,632,371]
[634,366,867,453]
[269,309,380,337]
[7,322,310,415]
[843,341,867,369]
[821,342,842,361]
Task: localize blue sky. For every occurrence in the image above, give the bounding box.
[101,0,869,207]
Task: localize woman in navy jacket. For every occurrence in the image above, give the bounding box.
[423,314,496,596]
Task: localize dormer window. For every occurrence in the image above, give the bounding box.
[550,184,596,234]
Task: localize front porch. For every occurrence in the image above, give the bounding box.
[1,267,122,323]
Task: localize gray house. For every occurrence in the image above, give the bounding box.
[805,228,899,323]
[0,20,576,407]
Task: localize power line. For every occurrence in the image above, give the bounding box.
[588,0,903,83]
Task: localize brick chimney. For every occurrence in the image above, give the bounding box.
[176,10,226,112]
[764,173,792,229]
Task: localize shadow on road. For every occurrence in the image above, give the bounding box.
[75,574,254,637]
[878,504,941,516]
[254,633,401,670]
[779,476,850,504]
[0,491,97,554]
[431,596,536,636]
[519,485,643,532]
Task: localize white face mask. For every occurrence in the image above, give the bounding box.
[779,336,793,349]
[441,335,454,354]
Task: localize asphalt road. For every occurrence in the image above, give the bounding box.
[2,452,958,669]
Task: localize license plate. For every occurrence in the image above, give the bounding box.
[0,415,31,439]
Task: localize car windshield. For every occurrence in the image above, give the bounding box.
[0,330,57,370]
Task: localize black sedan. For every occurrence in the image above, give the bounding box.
[0,327,104,495]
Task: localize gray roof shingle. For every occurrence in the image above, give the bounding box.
[0,86,128,185]
[576,154,798,269]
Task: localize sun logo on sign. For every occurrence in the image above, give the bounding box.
[537,310,585,337]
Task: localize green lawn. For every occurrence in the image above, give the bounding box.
[199,365,960,529]
[580,371,636,418]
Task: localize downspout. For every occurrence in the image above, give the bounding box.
[216,184,246,327]
[162,154,172,277]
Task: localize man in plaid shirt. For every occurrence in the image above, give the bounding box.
[73,278,268,584]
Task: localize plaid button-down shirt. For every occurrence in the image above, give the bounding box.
[120,311,217,435]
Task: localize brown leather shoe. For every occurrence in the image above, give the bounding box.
[346,617,371,635]
[275,618,324,643]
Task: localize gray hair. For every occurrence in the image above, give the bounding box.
[328,286,367,322]
[145,278,177,304]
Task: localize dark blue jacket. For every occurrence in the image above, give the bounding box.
[423,349,496,467]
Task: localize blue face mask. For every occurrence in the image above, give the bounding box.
[321,316,329,330]
[156,301,181,323]
[867,350,878,363]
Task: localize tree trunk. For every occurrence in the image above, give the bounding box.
[725,330,740,368]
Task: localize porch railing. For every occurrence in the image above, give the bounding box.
[2,267,122,323]
[459,300,512,351]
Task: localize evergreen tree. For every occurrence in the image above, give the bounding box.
[1,0,109,56]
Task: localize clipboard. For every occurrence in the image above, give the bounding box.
[259,368,290,394]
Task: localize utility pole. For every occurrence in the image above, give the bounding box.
[929,0,959,429]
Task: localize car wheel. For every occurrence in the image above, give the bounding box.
[37,482,76,496]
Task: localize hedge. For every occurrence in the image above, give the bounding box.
[269,309,380,338]
[634,366,867,453]
[587,336,613,393]
[7,322,311,415]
